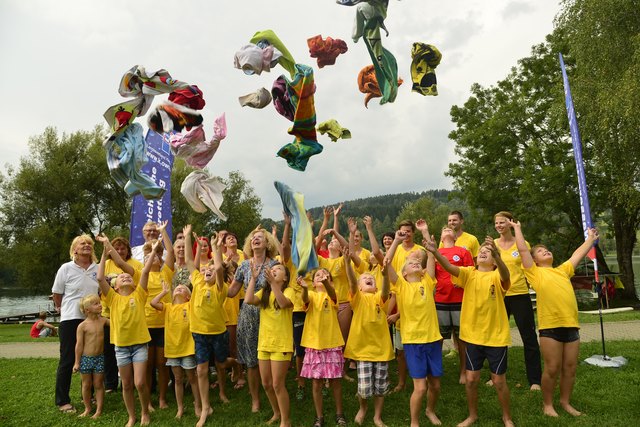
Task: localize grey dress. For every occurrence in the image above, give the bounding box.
[235,258,278,368]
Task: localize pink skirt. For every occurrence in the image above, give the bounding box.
[300,347,344,379]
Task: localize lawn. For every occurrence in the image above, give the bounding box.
[0,323,60,343]
[0,340,638,426]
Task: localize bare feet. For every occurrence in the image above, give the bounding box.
[266,413,281,425]
[78,409,91,418]
[392,383,405,392]
[159,399,169,409]
[425,410,442,425]
[543,405,559,417]
[234,378,246,390]
[196,407,213,427]
[147,403,155,413]
[457,416,478,427]
[219,393,230,404]
[529,384,541,391]
[373,417,388,427]
[175,407,184,419]
[91,411,102,420]
[342,373,355,382]
[252,400,261,413]
[503,417,514,427]
[194,403,202,418]
[140,412,150,426]
[125,416,136,427]
[354,409,366,425]
[561,403,582,416]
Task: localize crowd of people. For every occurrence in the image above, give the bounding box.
[50,209,598,427]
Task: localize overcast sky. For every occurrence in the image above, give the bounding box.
[0,0,559,219]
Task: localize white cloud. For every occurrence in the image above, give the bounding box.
[0,0,558,219]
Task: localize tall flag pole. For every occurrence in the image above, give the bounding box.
[559,53,599,283]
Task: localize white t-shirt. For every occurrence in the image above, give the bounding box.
[51,261,99,321]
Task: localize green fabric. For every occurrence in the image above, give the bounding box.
[250,29,296,78]
[411,43,442,96]
[317,119,351,142]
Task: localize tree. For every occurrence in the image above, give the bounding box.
[217,170,263,244]
[0,126,130,293]
[556,0,640,299]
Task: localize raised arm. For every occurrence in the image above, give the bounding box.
[281,213,292,263]
[425,238,460,277]
[344,246,358,296]
[211,232,226,291]
[267,268,293,309]
[150,280,169,311]
[485,237,510,291]
[568,228,599,268]
[99,233,134,275]
[363,216,384,263]
[383,230,404,284]
[324,277,338,304]
[415,219,431,244]
[509,220,532,268]
[243,261,260,305]
[183,225,196,273]
[297,276,310,304]
[95,235,113,296]
[381,258,390,302]
[332,203,343,234]
[158,220,175,269]
[315,206,332,252]
[346,218,361,268]
[140,240,162,292]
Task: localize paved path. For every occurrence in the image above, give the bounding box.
[2,321,639,359]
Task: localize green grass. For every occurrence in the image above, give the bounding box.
[1,341,638,426]
[0,323,60,343]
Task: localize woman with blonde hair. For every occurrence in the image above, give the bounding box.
[227,228,280,413]
[52,234,100,414]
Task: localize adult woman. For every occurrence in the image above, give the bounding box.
[52,234,100,413]
[193,236,212,268]
[103,237,143,393]
[228,228,280,413]
[493,211,541,390]
[223,232,246,264]
[172,237,191,291]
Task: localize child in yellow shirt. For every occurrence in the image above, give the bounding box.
[150,281,201,420]
[298,268,346,427]
[96,234,155,427]
[427,238,513,427]
[344,246,393,427]
[512,220,598,418]
[386,220,442,427]
[73,294,109,419]
[244,261,295,427]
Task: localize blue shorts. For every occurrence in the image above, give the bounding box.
[80,354,105,374]
[404,341,443,378]
[148,327,165,347]
[193,331,229,365]
[292,311,306,359]
[465,344,508,375]
[166,355,197,370]
[539,327,580,343]
[115,344,148,367]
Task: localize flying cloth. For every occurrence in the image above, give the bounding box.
[351,0,400,106]
[317,119,351,142]
[249,30,296,78]
[358,64,403,108]
[147,101,204,134]
[170,114,227,169]
[169,85,206,109]
[307,35,349,68]
[105,123,165,200]
[181,170,227,220]
[273,64,323,171]
[410,43,442,96]
[239,88,273,108]
[274,181,319,274]
[234,44,283,75]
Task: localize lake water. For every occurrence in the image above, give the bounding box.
[0,288,54,318]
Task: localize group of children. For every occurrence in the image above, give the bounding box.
[65,210,597,427]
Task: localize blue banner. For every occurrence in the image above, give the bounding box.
[130,129,173,246]
[559,54,593,235]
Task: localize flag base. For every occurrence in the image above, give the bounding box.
[584,354,628,368]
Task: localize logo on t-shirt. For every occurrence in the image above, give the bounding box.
[489,285,496,300]
[511,251,520,258]
[419,286,425,298]
[323,298,329,312]
[452,255,461,262]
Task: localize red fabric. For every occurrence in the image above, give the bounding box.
[169,85,206,110]
[357,65,403,108]
[317,249,330,259]
[435,246,474,303]
[30,321,42,338]
[307,35,348,68]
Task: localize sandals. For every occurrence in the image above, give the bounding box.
[336,414,347,426]
[312,416,324,427]
[233,379,246,390]
[58,404,76,414]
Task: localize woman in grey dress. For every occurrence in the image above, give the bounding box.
[228,228,280,412]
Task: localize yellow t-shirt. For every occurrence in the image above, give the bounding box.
[393,275,442,344]
[144,265,174,328]
[283,258,306,312]
[524,261,578,330]
[454,267,511,347]
[391,243,426,275]
[495,239,530,296]
[223,282,242,326]
[318,256,350,304]
[163,302,196,358]
[301,290,344,350]
[440,232,480,258]
[190,270,228,335]
[101,258,143,318]
[254,287,296,353]
[105,286,151,347]
[344,290,394,361]
[357,248,371,265]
